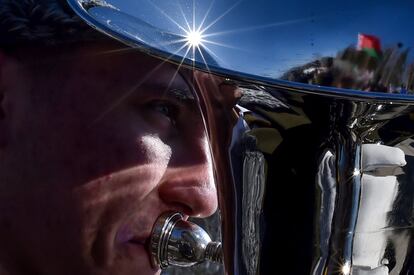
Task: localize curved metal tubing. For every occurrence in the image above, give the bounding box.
[66,1,414,274]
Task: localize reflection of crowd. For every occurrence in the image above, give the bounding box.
[234,40,414,274]
[282,46,414,94]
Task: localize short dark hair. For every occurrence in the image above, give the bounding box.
[0,0,108,51]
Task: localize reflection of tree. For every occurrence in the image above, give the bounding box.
[406,63,414,92]
[376,47,409,92]
[282,45,414,94]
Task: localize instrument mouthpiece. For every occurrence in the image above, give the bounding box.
[150,212,222,269]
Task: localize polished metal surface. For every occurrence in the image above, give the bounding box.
[68,0,414,97]
[66,0,414,274]
[150,212,223,269]
[217,84,414,275]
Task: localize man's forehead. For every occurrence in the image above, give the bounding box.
[69,42,196,100]
[21,41,175,71]
[78,43,186,77]
[23,41,191,90]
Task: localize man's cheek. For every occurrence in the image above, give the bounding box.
[138,135,172,173]
[75,136,172,207]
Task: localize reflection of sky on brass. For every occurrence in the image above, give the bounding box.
[147,0,202,55]
[178,1,191,32]
[200,44,229,68]
[146,0,188,34]
[163,0,333,78]
[199,39,245,51]
[202,16,314,38]
[143,0,276,66]
[195,0,215,34]
[196,43,212,72]
[106,0,414,79]
[143,0,210,66]
[197,0,242,34]
[135,0,326,73]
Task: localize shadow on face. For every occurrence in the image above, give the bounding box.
[0,41,228,275]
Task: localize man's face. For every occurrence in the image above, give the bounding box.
[0,42,217,275]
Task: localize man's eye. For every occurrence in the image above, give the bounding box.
[149,101,179,124]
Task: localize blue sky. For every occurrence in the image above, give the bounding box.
[103,0,414,78]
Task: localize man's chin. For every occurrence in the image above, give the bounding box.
[108,242,160,275]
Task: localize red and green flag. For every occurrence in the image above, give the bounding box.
[357,33,382,58]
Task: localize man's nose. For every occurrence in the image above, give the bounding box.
[157,163,218,217]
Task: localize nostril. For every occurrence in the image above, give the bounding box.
[158,183,218,218]
[165,202,194,217]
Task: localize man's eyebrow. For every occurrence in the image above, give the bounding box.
[139,83,195,102]
[168,88,195,101]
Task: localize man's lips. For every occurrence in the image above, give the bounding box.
[114,223,159,270]
[113,213,188,270]
[115,224,151,246]
[128,236,150,248]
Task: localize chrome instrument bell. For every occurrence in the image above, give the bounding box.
[150,212,222,269]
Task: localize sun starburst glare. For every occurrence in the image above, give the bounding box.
[185,29,204,48]
[341,262,351,275]
[146,0,315,73]
[94,1,315,125]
